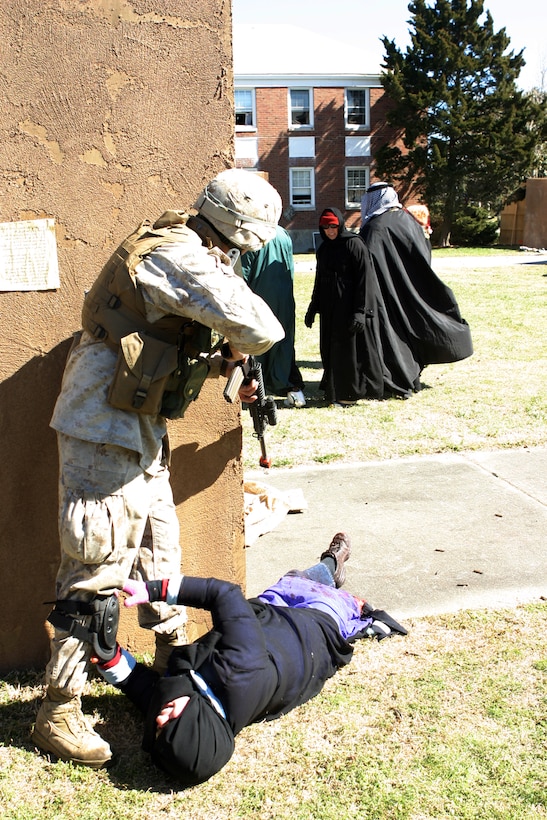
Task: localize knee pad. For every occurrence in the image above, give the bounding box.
[47,594,120,662]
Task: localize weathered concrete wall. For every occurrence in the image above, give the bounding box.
[0,0,240,672]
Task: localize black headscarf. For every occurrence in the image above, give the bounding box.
[142,634,235,789]
[318,207,355,243]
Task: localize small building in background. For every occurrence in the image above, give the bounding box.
[234,24,404,252]
[499,178,547,249]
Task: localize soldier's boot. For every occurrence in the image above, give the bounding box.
[152,627,188,675]
[32,685,112,768]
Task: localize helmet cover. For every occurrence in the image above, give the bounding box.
[194,169,282,252]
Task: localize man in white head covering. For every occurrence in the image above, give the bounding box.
[357,181,473,400]
[360,181,402,227]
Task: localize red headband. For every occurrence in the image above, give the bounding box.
[319,212,339,227]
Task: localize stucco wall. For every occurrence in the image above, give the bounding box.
[0,0,241,672]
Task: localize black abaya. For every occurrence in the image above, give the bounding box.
[359,208,473,398]
[308,208,373,403]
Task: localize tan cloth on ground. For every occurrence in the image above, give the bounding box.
[244,480,307,547]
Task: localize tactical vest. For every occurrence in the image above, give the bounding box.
[82,211,222,419]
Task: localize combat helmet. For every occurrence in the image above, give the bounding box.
[194,169,281,253]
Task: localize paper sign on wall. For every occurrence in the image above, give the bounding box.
[0,218,60,291]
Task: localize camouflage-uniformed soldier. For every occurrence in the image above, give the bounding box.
[32,169,285,768]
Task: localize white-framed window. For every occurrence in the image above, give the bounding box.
[345,167,369,209]
[235,88,256,130]
[289,168,315,209]
[344,88,370,129]
[289,88,313,129]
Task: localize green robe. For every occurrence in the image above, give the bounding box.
[241,226,303,394]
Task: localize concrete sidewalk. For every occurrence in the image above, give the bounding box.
[244,448,547,622]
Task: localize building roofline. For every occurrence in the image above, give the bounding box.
[234,74,382,88]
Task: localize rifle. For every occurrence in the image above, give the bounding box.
[223,355,277,468]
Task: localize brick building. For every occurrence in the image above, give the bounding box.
[234,24,403,252]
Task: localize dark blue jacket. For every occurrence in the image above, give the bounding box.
[122,575,354,736]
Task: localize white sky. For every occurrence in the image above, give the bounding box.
[232,0,546,91]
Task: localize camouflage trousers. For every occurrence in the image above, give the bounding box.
[45,433,187,697]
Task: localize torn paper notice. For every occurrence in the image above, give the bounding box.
[0,218,60,291]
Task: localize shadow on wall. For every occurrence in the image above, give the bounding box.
[170,427,242,507]
[0,344,245,672]
[0,338,72,673]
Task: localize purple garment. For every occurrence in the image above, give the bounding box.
[257,574,372,641]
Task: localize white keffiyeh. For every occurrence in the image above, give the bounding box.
[361,183,402,226]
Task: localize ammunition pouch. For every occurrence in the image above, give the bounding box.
[82,212,223,420]
[47,595,120,662]
[160,323,219,419]
[107,331,179,416]
[106,326,216,420]
[160,353,210,420]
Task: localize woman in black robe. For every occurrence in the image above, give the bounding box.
[305,208,372,405]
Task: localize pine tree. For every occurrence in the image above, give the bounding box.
[376,0,546,246]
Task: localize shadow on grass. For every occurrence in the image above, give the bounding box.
[295,359,322,371]
[0,669,189,794]
[268,373,432,408]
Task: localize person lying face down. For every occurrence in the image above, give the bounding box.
[94,532,408,788]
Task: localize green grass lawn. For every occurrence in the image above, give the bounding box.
[2,604,546,819]
[241,252,547,469]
